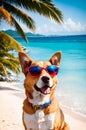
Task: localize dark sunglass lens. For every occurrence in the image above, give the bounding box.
[47,66,59,75]
[29,66,41,76]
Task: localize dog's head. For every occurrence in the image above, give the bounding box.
[19,52,61,101]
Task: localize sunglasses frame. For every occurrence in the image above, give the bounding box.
[25,65,60,77]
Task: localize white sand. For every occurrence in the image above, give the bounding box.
[0,82,86,130]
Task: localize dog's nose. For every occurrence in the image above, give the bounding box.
[41,76,50,83]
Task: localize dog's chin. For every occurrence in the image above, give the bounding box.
[34,84,51,95]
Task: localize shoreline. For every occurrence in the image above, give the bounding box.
[61,105,86,123]
[0,81,86,130]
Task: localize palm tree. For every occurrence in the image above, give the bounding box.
[0,31,22,77]
[0,0,63,43]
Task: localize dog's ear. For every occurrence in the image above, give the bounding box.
[49,52,62,66]
[18,52,32,73]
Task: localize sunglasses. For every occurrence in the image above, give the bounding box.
[25,65,59,77]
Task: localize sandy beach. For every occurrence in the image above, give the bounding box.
[0,82,86,130]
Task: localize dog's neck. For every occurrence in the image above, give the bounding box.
[27,97,53,109]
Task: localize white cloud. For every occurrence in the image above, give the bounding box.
[35,18,86,35]
[63,18,85,32]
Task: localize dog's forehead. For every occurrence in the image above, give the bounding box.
[31,61,51,67]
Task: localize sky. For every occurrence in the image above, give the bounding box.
[0,0,86,35]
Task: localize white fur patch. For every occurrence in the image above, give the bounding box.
[24,111,55,130]
[39,61,43,66]
[29,89,50,106]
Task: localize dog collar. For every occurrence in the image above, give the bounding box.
[27,98,53,109]
[39,99,52,109]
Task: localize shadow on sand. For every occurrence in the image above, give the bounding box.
[0,86,19,91]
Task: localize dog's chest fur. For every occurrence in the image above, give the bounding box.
[24,110,55,130]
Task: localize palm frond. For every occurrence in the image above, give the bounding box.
[10,0,63,23]
[0,7,11,23]
[10,16,28,43]
[0,57,20,74]
[3,1,36,31]
[0,51,14,59]
[0,31,23,51]
[0,31,22,76]
[0,62,8,76]
[0,8,28,43]
[9,58,20,72]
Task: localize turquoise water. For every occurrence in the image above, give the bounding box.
[15,35,86,116]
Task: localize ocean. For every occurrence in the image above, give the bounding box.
[15,35,86,117]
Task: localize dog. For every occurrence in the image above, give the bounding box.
[19,51,70,130]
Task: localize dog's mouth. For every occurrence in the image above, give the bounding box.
[34,84,51,95]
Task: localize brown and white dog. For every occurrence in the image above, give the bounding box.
[19,51,70,130]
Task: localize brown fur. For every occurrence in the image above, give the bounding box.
[19,51,70,130]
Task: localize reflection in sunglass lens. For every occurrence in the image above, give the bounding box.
[47,66,59,75]
[29,66,41,76]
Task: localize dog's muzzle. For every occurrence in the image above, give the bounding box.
[34,76,53,95]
